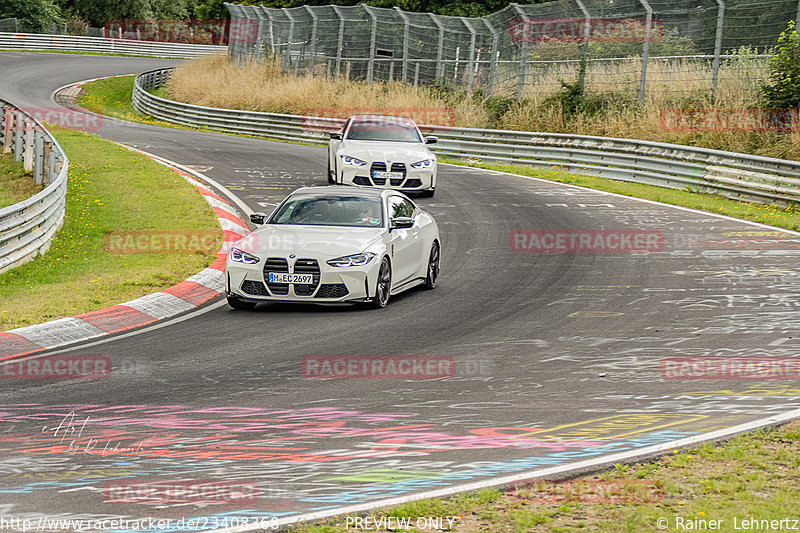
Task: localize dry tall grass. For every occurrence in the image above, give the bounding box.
[166,54,488,127]
[166,54,800,160]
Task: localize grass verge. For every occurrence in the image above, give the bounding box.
[0,126,221,330]
[75,75,280,142]
[292,419,800,532]
[0,152,41,208]
[442,158,800,232]
[75,75,177,127]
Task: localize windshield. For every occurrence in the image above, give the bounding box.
[269,196,383,227]
[345,118,422,143]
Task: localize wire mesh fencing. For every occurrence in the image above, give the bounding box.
[225,0,799,102]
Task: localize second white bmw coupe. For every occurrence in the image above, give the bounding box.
[226,187,440,309]
[327,115,438,197]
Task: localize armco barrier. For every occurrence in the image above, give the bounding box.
[132,67,800,207]
[0,33,225,58]
[0,100,68,274]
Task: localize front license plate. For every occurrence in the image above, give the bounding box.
[268,273,313,284]
[373,171,403,180]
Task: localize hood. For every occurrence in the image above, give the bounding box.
[235,225,384,260]
[339,140,434,163]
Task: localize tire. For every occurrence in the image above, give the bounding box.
[327,154,335,184]
[227,295,257,310]
[424,241,440,290]
[372,258,392,308]
[418,188,435,198]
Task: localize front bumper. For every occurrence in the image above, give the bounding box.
[226,256,380,304]
[340,164,435,192]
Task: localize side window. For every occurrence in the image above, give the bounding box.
[388,196,415,219]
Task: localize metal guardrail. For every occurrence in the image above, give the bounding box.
[0,100,68,275]
[133,67,800,207]
[0,33,226,58]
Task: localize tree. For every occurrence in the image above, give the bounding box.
[0,0,62,32]
[762,21,800,108]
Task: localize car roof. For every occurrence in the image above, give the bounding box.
[348,114,417,124]
[289,186,390,199]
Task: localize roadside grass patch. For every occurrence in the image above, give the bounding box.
[75,75,175,127]
[0,152,41,208]
[291,420,800,532]
[76,75,288,142]
[0,126,221,330]
[442,158,800,233]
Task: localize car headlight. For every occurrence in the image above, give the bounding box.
[411,159,434,169]
[340,155,366,167]
[229,247,260,264]
[326,252,376,267]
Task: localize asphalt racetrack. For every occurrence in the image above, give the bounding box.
[2,52,800,530]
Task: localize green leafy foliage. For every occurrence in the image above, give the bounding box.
[0,0,61,32]
[762,21,800,108]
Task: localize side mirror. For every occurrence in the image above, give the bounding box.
[250,212,268,225]
[330,132,342,140]
[390,217,414,230]
[424,135,438,144]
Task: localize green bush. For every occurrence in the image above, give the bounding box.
[762,21,800,108]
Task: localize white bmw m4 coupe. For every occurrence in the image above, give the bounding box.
[328,115,438,197]
[225,186,440,309]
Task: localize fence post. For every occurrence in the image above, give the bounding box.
[226,3,246,61]
[483,18,500,96]
[257,6,275,53]
[512,4,530,98]
[23,123,34,172]
[252,7,269,59]
[2,106,12,154]
[282,8,296,74]
[33,130,44,185]
[364,5,378,83]
[42,140,52,184]
[711,0,726,99]
[333,6,345,78]
[304,6,318,75]
[638,0,653,105]
[429,13,445,81]
[394,7,410,83]
[461,17,477,94]
[573,0,591,96]
[48,147,57,183]
[13,113,23,162]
